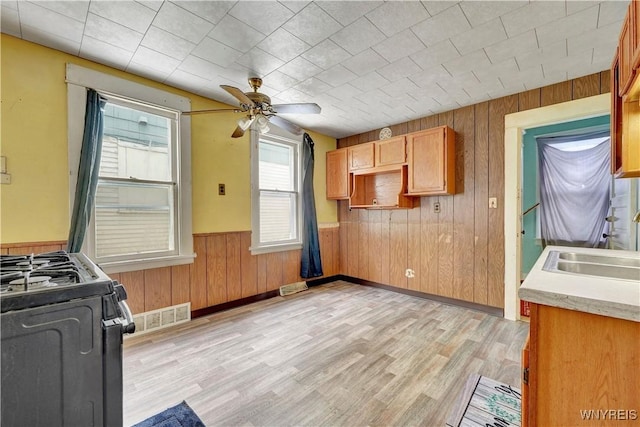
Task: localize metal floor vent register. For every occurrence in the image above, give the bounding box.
[131,302,190,336]
[279,281,308,296]
[446,374,522,427]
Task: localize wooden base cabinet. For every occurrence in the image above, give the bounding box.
[524,303,640,427]
[522,333,530,427]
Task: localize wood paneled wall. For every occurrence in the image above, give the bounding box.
[1,227,340,314]
[337,71,611,309]
[2,73,609,313]
[108,228,340,313]
[1,241,68,255]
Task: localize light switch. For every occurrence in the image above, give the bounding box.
[489,197,498,209]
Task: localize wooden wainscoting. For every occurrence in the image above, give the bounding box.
[112,228,340,314]
[337,71,611,309]
[0,241,68,255]
[0,227,340,315]
[181,228,340,313]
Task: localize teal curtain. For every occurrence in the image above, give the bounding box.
[300,133,323,278]
[67,89,107,252]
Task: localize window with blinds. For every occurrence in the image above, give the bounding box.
[94,97,178,260]
[251,131,302,254]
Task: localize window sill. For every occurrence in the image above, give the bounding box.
[250,243,302,256]
[98,253,196,275]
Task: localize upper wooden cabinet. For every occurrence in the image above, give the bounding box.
[611,53,624,175]
[612,1,640,177]
[348,137,406,171]
[326,126,456,205]
[406,126,456,195]
[632,0,640,70]
[619,97,640,177]
[348,143,375,171]
[619,5,634,96]
[326,148,349,200]
[375,136,406,167]
[349,166,414,209]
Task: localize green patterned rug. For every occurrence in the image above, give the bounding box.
[446,374,522,427]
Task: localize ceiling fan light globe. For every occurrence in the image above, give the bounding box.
[238,116,253,131]
[256,114,270,133]
[256,114,269,126]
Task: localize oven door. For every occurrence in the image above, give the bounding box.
[102,285,135,427]
[1,295,105,427]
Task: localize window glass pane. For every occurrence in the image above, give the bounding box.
[95,181,174,258]
[100,103,171,181]
[259,191,296,243]
[259,141,292,191]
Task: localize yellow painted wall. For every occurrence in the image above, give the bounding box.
[0,35,337,244]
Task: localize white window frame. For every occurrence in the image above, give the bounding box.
[250,125,302,255]
[66,64,194,274]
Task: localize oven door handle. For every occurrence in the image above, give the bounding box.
[118,300,136,334]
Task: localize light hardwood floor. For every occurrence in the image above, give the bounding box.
[123,281,529,426]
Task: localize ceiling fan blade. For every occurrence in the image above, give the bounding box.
[269,115,303,135]
[221,85,254,106]
[271,103,321,114]
[182,108,241,116]
[231,125,246,138]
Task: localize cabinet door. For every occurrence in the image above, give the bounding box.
[619,4,634,96]
[530,304,640,427]
[375,136,406,166]
[632,0,640,70]
[522,333,530,427]
[406,127,455,195]
[326,148,350,200]
[348,143,375,171]
[620,98,640,177]
[612,53,623,175]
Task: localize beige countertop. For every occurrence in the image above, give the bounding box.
[519,245,640,322]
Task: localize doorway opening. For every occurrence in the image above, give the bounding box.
[503,93,611,321]
[521,116,611,277]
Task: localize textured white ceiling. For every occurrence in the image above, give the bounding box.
[1,0,628,138]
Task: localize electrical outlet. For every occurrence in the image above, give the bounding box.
[434,202,441,213]
[218,183,226,195]
[405,268,415,278]
[489,197,498,209]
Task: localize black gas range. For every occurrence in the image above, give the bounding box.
[1,250,135,427]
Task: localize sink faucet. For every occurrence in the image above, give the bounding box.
[634,210,640,223]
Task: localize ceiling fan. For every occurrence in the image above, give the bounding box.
[183,77,321,138]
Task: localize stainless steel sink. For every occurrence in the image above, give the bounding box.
[556,261,640,281]
[558,252,640,268]
[543,250,640,282]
